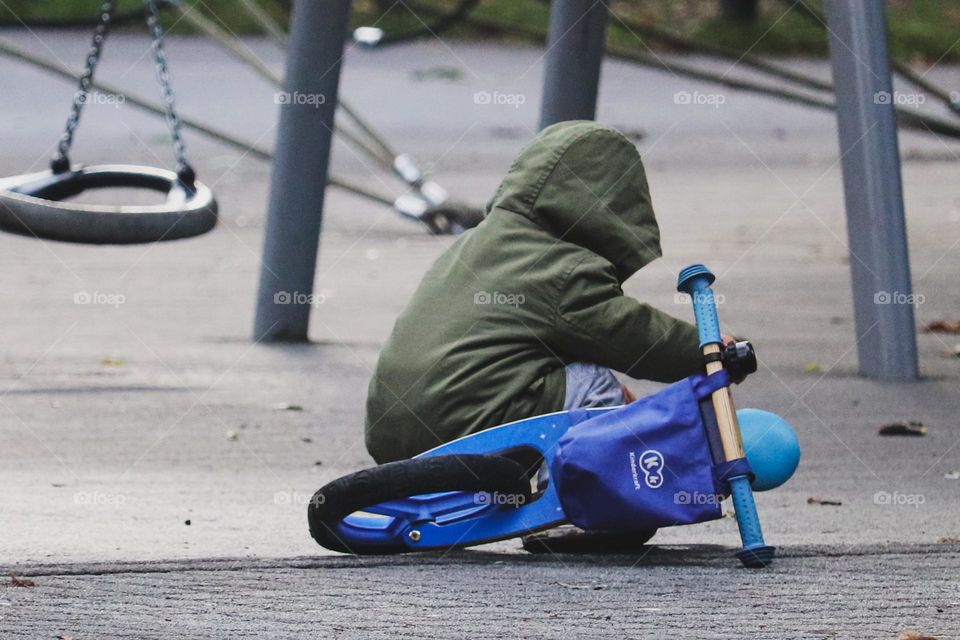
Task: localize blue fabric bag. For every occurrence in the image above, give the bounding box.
[551,371,751,531]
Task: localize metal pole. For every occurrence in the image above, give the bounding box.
[825,0,918,380]
[254,0,352,342]
[538,0,608,129]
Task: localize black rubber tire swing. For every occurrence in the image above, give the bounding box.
[308,454,531,555]
[0,0,217,245]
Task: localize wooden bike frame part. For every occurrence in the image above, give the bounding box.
[703,343,745,461]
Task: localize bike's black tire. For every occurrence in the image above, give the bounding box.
[308,454,531,555]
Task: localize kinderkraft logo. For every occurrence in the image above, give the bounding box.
[874,290,924,307]
[74,290,125,308]
[629,450,665,490]
[275,91,326,108]
[473,290,525,307]
[274,290,326,307]
[473,90,526,108]
[673,90,725,108]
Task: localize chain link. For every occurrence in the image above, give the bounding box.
[144,0,193,182]
[52,0,194,184]
[53,0,114,172]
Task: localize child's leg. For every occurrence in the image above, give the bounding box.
[563,362,631,409]
[524,363,652,553]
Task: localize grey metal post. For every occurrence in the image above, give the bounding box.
[538,0,608,129]
[825,0,918,380]
[254,0,352,342]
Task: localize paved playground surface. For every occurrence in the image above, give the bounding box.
[0,31,958,637]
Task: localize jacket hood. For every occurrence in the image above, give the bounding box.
[487,121,662,281]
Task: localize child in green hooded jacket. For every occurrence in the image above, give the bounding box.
[365,121,706,464]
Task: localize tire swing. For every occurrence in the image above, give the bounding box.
[0,0,216,245]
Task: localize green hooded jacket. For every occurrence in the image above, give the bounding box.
[365,121,703,463]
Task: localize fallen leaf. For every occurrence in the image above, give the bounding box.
[10,575,35,587]
[803,362,823,373]
[879,422,928,437]
[272,403,303,411]
[100,358,125,367]
[897,630,937,640]
[807,497,842,506]
[923,320,960,334]
[939,537,960,544]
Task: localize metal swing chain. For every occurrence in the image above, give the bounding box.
[143,0,195,185]
[52,0,115,174]
[51,0,194,185]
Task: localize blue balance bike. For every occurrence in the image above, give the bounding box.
[309,265,800,567]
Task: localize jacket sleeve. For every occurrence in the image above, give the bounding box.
[550,254,704,383]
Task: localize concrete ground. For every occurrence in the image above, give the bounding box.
[0,30,958,638]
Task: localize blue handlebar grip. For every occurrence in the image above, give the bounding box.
[729,476,775,567]
[676,264,722,348]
